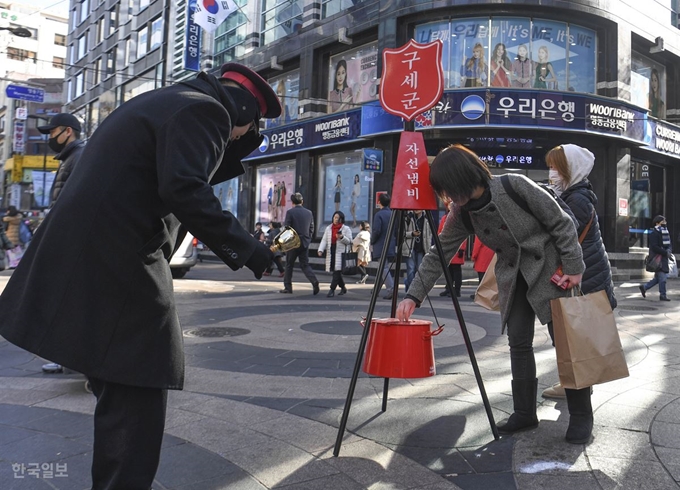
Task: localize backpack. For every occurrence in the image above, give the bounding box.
[460,175,578,232]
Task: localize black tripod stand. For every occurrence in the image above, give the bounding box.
[333,207,499,456]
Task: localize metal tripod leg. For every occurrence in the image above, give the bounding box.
[333,209,401,456]
[424,211,499,441]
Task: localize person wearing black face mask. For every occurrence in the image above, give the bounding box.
[37,113,86,206]
[0,63,281,490]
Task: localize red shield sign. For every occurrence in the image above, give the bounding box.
[379,39,444,121]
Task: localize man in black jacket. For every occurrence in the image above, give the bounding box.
[0,63,280,489]
[38,112,86,205]
[281,192,320,294]
[37,113,87,374]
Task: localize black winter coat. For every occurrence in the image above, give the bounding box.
[648,227,672,274]
[50,139,85,204]
[561,180,617,309]
[0,73,267,390]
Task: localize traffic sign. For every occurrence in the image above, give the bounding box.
[5,84,45,102]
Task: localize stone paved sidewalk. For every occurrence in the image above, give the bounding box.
[1,267,679,489]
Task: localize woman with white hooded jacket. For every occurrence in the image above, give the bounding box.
[541,144,617,414]
[318,211,353,297]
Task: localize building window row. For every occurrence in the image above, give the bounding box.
[6,47,37,63]
[261,0,302,46]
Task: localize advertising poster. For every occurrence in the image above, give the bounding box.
[414,20,452,87]
[31,170,57,208]
[212,179,239,217]
[491,18,532,89]
[256,161,296,225]
[266,70,300,129]
[416,17,596,94]
[632,53,667,119]
[318,152,372,232]
[328,43,379,113]
[529,19,567,91]
[450,18,489,89]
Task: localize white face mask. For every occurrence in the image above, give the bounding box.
[548,169,565,196]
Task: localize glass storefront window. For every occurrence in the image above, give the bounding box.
[415,17,597,94]
[266,70,300,129]
[316,150,374,235]
[328,43,379,113]
[632,52,667,120]
[212,179,239,216]
[255,161,296,226]
[629,160,665,247]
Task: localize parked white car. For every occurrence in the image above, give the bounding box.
[169,232,198,279]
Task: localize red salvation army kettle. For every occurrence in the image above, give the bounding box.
[362,318,443,378]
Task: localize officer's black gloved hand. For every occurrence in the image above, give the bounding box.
[245,242,274,280]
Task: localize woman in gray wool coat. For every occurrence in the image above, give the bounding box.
[396,144,592,444]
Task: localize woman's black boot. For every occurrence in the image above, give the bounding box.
[564,387,593,444]
[497,378,539,434]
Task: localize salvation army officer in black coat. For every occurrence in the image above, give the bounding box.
[0,64,281,490]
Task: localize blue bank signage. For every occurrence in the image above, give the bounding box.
[5,84,44,102]
[246,110,361,159]
[362,148,383,172]
[183,0,201,72]
[246,88,679,161]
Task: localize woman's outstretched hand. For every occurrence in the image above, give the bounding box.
[396,298,416,322]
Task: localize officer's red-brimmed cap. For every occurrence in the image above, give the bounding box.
[220,63,282,119]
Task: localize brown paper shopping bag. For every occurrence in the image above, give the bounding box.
[550,289,629,390]
[474,254,499,311]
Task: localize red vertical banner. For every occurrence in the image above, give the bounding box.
[390,131,438,210]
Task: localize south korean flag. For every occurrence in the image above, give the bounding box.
[193,0,238,34]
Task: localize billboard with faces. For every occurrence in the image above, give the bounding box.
[266,70,300,129]
[414,17,597,94]
[328,43,379,113]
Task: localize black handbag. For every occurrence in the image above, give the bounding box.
[341,249,360,276]
[645,254,662,273]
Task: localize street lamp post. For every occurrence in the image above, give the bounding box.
[0,26,32,37]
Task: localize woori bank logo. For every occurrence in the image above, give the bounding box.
[461,95,486,120]
[258,135,269,153]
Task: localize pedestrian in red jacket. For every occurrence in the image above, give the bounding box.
[471,236,495,281]
[438,213,466,297]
